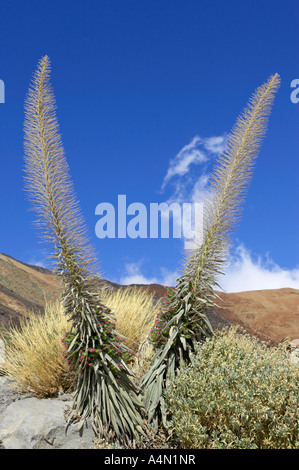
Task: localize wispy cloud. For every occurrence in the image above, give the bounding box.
[23,250,49,269]
[123,136,298,293]
[162,136,207,190]
[30,259,47,268]
[120,262,159,285]
[160,134,226,249]
[219,244,299,293]
[118,245,299,293]
[161,135,226,191]
[119,260,179,286]
[203,135,227,154]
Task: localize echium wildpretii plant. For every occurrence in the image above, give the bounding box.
[23,56,144,443]
[141,73,281,430]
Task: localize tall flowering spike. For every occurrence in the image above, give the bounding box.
[23,56,144,443]
[186,73,281,293]
[141,74,280,430]
[24,55,99,286]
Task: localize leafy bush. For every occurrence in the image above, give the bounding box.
[165,327,299,449]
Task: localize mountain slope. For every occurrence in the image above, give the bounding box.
[0,253,62,329]
[0,253,298,346]
[214,288,299,346]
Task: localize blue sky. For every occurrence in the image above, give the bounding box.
[0,0,298,292]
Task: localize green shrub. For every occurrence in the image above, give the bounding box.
[165,327,299,449]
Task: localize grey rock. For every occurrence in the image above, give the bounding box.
[0,395,96,449]
[288,339,299,364]
[290,351,299,364]
[290,341,299,364]
[57,390,74,401]
[0,376,30,416]
[0,340,5,368]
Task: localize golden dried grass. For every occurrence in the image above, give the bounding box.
[2,301,71,397]
[100,285,159,352]
[1,286,159,396]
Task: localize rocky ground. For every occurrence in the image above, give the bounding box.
[0,376,97,449]
[0,344,298,450]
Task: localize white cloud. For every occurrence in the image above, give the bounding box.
[219,244,299,293]
[203,135,226,154]
[158,136,299,293]
[190,173,210,204]
[162,136,208,190]
[159,135,225,250]
[159,267,180,286]
[161,173,210,251]
[119,245,299,293]
[162,134,226,191]
[26,257,48,269]
[120,262,159,285]
[119,261,179,286]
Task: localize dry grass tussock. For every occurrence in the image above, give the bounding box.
[2,301,72,397]
[100,285,159,374]
[100,285,159,352]
[1,286,159,397]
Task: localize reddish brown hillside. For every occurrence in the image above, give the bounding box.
[213,288,299,346]
[128,285,299,346]
[0,253,297,346]
[0,253,62,329]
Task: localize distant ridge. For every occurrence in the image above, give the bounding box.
[0,252,53,274]
[0,253,298,345]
